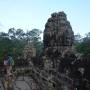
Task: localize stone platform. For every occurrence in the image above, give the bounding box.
[0,76,39,90]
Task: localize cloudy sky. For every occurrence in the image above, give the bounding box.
[0,0,90,36]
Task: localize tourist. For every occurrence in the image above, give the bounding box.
[3,53,8,75]
[7,54,14,76]
[3,52,14,77]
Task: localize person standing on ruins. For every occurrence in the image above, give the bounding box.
[3,52,14,76]
[3,53,9,76]
[7,54,14,76]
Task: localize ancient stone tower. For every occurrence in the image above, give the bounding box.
[43,11,74,57]
[23,41,36,60]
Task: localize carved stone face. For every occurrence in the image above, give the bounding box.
[43,12,74,57]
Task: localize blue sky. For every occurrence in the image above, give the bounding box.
[0,0,90,36]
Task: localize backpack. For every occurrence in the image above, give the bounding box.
[8,56,14,66]
[4,60,8,66]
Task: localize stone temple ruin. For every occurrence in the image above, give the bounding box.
[43,11,74,71]
[0,12,82,90]
[21,11,76,90]
[44,11,74,54]
[31,11,75,90]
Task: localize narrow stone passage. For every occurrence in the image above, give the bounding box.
[13,76,39,90]
[0,76,39,90]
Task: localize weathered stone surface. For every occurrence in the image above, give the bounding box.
[42,11,75,90]
[23,41,36,60]
[43,11,74,57]
[13,76,39,90]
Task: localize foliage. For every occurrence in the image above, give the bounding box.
[75,32,90,55]
[74,34,82,44]
[0,28,43,64]
[26,29,43,56]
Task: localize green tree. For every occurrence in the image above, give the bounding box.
[8,28,16,39]
[0,37,14,62]
[0,28,43,63]
[74,34,82,44]
[75,32,90,55]
[16,29,25,39]
[26,29,43,56]
[26,29,42,41]
[0,32,9,38]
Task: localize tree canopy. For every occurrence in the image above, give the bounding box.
[0,28,43,63]
[75,32,90,56]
